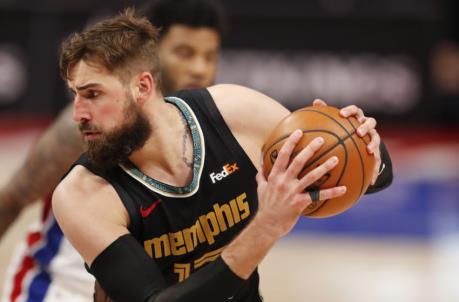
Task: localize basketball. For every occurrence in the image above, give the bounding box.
[262,105,375,218]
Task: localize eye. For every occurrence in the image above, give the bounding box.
[174,46,193,59]
[86,90,100,99]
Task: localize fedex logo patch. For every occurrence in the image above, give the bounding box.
[210,163,239,184]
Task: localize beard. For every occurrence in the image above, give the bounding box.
[80,96,152,170]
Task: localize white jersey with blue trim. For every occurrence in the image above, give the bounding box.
[1,196,94,302]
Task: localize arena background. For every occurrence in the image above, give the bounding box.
[1,0,458,301]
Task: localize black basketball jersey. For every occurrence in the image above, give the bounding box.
[74,88,262,301]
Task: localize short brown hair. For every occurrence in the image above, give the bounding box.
[59,8,161,88]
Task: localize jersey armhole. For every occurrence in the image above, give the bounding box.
[109,181,142,238]
[186,88,258,171]
[72,155,143,238]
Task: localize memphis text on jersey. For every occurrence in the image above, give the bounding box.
[143,192,250,259]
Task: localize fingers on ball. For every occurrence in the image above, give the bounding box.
[297,155,339,190]
[286,137,324,177]
[270,129,303,176]
[309,186,347,202]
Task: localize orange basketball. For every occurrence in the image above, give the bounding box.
[262,105,375,218]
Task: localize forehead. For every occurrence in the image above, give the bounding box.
[159,24,221,51]
[67,60,121,89]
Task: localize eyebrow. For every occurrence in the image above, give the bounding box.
[75,83,101,91]
[68,82,101,95]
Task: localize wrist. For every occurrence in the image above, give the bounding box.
[221,214,281,280]
[250,213,284,242]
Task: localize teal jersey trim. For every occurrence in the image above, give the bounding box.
[120,97,205,198]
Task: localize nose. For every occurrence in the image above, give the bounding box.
[73,96,91,123]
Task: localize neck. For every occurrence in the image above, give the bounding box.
[128,95,194,186]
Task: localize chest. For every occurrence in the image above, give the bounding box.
[122,153,258,284]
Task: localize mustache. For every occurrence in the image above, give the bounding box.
[79,121,99,133]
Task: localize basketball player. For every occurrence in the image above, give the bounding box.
[0,1,225,301]
[53,10,393,302]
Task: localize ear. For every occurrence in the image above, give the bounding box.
[134,72,155,105]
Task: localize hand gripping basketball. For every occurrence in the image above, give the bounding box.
[255,130,347,237]
[261,104,375,218]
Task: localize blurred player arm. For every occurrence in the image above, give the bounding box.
[0,103,83,237]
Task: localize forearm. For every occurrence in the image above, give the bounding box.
[220,215,278,279]
[150,257,246,302]
[149,216,280,301]
[1,105,83,208]
[154,216,280,301]
[92,225,278,302]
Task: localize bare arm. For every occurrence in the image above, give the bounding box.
[208,84,291,166]
[205,85,345,278]
[55,141,346,302]
[211,85,392,192]
[0,103,83,237]
[208,84,392,278]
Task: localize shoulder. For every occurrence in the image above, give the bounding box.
[53,165,112,206]
[207,84,291,166]
[53,164,129,220]
[52,165,130,263]
[207,84,290,140]
[207,84,290,122]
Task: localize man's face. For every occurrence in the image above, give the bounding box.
[158,24,220,94]
[69,60,151,169]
